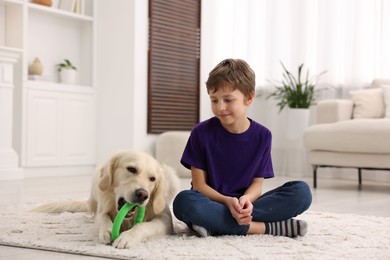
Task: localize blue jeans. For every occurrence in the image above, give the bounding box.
[173,181,312,236]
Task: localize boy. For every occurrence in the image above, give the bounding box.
[173,59,312,237]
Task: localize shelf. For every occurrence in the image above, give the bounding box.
[0,45,23,54]
[28,3,93,22]
[27,80,95,94]
[0,0,23,6]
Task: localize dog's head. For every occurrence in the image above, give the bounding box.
[98,150,178,218]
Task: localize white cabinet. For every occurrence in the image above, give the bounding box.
[25,83,96,167]
[1,0,96,178]
[62,91,96,164]
[26,88,61,166]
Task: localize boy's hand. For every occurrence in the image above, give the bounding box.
[225,196,253,225]
[237,195,253,225]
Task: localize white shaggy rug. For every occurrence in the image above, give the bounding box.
[0,203,389,260]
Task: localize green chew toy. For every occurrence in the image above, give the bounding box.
[111,203,146,242]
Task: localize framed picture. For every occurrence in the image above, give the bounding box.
[59,0,76,12]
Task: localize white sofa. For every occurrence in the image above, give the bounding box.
[155,131,191,178]
[304,79,390,188]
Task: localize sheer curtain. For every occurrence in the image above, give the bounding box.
[244,0,390,89]
[228,0,390,176]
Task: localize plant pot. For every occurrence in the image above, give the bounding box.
[286,108,310,140]
[59,69,76,84]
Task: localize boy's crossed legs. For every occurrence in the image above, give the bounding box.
[174,181,312,238]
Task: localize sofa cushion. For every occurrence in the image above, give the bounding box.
[349,88,385,119]
[382,85,390,118]
[304,119,390,153]
[308,151,390,168]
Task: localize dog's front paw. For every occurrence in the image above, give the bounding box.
[112,227,142,249]
[99,226,112,245]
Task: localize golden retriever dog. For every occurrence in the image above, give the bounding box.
[32,150,180,249]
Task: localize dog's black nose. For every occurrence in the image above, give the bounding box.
[135,188,149,203]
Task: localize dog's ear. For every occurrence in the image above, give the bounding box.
[151,172,166,215]
[151,164,179,215]
[161,164,180,202]
[98,153,120,191]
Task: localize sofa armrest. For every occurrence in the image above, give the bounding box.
[316,99,354,124]
[155,131,191,178]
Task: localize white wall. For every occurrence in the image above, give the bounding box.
[96,0,154,165]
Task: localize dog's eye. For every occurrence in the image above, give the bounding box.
[149,177,156,182]
[127,167,137,174]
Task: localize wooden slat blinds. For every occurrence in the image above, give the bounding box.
[147,0,201,134]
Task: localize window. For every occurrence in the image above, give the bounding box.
[147,0,201,134]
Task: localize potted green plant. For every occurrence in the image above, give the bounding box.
[267,62,326,139]
[57,59,77,84]
[267,62,326,112]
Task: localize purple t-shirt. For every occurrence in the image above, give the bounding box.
[181,117,274,197]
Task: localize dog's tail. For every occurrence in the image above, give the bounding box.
[31,200,90,214]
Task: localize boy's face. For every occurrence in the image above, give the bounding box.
[209,85,253,132]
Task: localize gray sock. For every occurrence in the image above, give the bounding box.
[192,224,209,237]
[265,219,308,237]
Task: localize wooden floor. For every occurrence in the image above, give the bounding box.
[0,174,389,259]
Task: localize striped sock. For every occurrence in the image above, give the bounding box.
[265,219,308,237]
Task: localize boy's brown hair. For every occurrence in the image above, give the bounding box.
[206,58,255,98]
